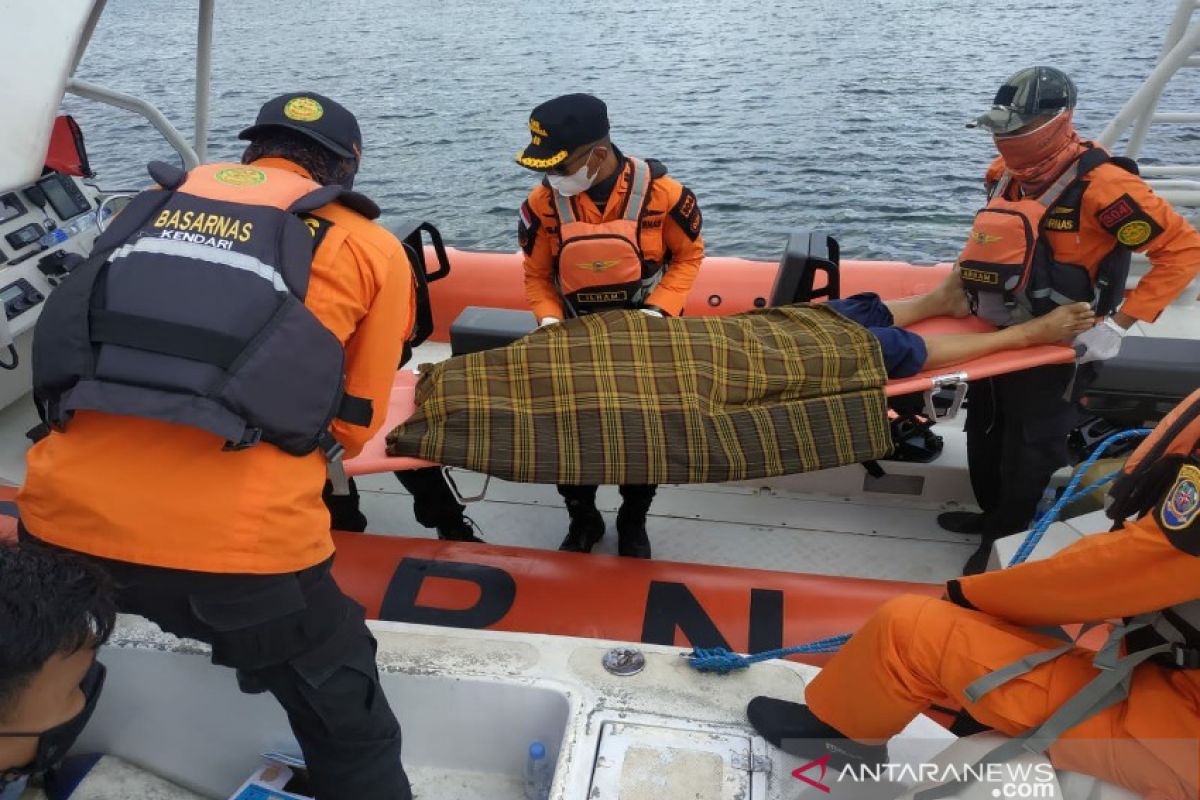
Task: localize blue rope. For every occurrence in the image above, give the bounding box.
[686,427,1152,675]
[685,633,853,674]
[1007,427,1151,567]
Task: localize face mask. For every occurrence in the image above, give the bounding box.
[546,149,596,197]
[992,111,1084,192]
[0,662,105,787]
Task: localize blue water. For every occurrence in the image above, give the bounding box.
[67,0,1199,262]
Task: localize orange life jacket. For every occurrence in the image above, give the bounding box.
[958,147,1136,326]
[551,157,662,315]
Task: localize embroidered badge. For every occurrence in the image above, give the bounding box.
[284,97,324,122]
[214,167,265,186]
[1117,220,1153,247]
[1162,464,1200,531]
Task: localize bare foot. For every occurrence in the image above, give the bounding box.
[1019,303,1095,346]
[931,264,972,318]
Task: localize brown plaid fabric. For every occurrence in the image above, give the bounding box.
[386,305,892,485]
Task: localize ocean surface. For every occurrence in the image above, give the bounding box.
[66,0,1200,262]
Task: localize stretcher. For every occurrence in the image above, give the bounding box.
[344,326,1076,479]
[347,229,1152,478]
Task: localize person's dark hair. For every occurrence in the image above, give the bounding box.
[241,128,358,188]
[0,545,116,721]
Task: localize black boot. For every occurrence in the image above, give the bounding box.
[323,478,368,532]
[437,516,485,543]
[937,510,987,535]
[559,500,605,552]
[747,697,888,769]
[616,506,652,559]
[962,536,998,575]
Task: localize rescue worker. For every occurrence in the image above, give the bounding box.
[936,67,1200,575]
[515,93,705,558]
[747,389,1200,800]
[19,93,415,800]
[0,544,115,800]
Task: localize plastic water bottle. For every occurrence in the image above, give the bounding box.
[523,741,552,800]
[64,210,98,238]
[37,211,97,248]
[37,226,68,248]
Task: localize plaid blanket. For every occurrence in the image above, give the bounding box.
[386,305,892,485]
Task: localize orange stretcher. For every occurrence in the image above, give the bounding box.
[343,235,1076,476]
[343,330,1075,478]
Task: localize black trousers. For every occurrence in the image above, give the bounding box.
[20,528,410,800]
[558,483,658,513]
[323,468,465,533]
[963,363,1089,537]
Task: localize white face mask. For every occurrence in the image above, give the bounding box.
[546,149,596,197]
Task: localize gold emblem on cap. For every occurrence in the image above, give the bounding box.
[215,167,266,186]
[530,119,549,137]
[284,97,324,122]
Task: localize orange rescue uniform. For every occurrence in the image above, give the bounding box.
[806,505,1200,799]
[520,155,705,320]
[985,154,1200,322]
[18,157,414,574]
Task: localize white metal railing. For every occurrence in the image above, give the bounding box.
[1098,0,1200,211]
[65,0,214,169]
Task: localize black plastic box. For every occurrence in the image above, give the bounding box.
[450,306,538,356]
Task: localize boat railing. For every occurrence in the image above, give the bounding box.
[64,0,214,172]
[1098,0,1200,211]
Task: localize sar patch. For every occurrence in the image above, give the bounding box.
[1097,193,1163,248]
[300,213,333,251]
[670,187,702,241]
[1117,220,1153,246]
[1160,464,1200,532]
[517,201,540,256]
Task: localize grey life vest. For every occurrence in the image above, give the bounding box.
[30,161,380,470]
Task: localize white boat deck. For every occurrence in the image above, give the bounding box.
[69,615,1132,800]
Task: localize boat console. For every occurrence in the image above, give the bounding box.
[0,170,102,408]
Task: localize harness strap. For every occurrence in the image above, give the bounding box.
[552,157,653,226]
[336,394,373,427]
[992,160,1084,206]
[320,431,351,495]
[915,623,1170,800]
[90,309,246,369]
[621,157,652,221]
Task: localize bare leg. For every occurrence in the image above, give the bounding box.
[921,303,1094,371]
[885,265,972,328]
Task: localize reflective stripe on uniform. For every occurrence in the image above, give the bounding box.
[111,237,289,293]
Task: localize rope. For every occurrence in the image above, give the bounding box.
[686,429,1152,671]
[685,633,853,674]
[1007,428,1151,567]
[685,427,1151,675]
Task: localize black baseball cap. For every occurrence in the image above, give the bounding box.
[516,93,609,171]
[968,67,1078,134]
[239,92,362,159]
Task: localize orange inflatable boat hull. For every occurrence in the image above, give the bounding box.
[0,485,937,667]
[423,248,946,342]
